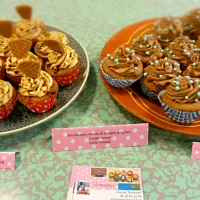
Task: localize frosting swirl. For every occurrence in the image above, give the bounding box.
[102,46,143,79]
[182,62,200,77]
[0,80,13,106]
[37,31,68,45]
[6,52,42,77]
[132,34,163,64]
[0,35,12,57]
[164,36,197,69]
[19,70,53,97]
[165,76,200,103]
[182,8,200,40]
[144,58,181,89]
[46,45,78,70]
[34,42,51,58]
[15,19,42,40]
[152,17,183,48]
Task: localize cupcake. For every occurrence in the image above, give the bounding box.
[14,5,47,45]
[35,31,69,59]
[100,45,143,88]
[182,8,200,40]
[152,17,183,48]
[17,70,58,113]
[0,59,6,80]
[44,41,81,86]
[182,61,200,78]
[132,34,163,65]
[158,76,200,124]
[0,80,17,120]
[6,52,42,85]
[140,58,181,99]
[164,36,197,69]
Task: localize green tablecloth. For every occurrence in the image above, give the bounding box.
[1,0,200,199]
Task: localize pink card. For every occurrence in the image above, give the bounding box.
[192,142,200,160]
[52,123,148,152]
[0,152,16,172]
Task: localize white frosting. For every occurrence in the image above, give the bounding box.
[19,70,53,97]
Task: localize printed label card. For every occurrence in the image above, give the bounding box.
[0,152,16,172]
[192,142,200,160]
[52,123,148,151]
[67,166,144,200]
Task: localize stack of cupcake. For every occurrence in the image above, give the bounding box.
[0,4,81,120]
[101,8,200,124]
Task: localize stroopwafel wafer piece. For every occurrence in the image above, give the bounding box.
[15,4,32,20]
[42,39,64,54]
[18,60,41,79]
[0,19,13,38]
[9,38,32,58]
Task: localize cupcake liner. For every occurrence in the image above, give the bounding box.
[158,90,200,124]
[100,58,141,88]
[19,94,57,113]
[140,79,158,100]
[54,65,81,86]
[0,99,16,120]
[6,74,22,85]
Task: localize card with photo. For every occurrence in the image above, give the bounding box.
[67,165,144,200]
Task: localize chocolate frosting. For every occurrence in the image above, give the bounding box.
[164,36,197,69]
[165,76,200,103]
[103,45,143,78]
[144,58,181,88]
[182,8,200,40]
[152,17,183,48]
[132,35,163,64]
[182,62,200,77]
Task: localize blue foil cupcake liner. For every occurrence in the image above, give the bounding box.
[158,90,200,124]
[140,79,158,100]
[100,58,142,88]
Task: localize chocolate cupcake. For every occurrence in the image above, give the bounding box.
[132,34,163,65]
[140,58,181,99]
[182,60,200,78]
[152,17,183,48]
[158,76,200,124]
[182,8,200,40]
[164,36,197,69]
[100,46,143,88]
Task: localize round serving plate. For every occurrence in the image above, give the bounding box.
[0,25,89,136]
[99,18,200,136]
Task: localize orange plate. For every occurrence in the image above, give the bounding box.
[99,18,200,136]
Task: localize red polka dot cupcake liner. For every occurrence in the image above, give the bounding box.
[54,65,81,86]
[0,100,16,120]
[19,94,57,113]
[6,74,22,85]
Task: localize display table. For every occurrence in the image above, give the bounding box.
[0,0,200,199]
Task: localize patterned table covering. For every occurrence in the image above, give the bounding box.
[0,0,200,199]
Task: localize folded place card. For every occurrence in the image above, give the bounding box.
[52,123,148,152]
[192,142,200,160]
[0,152,16,171]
